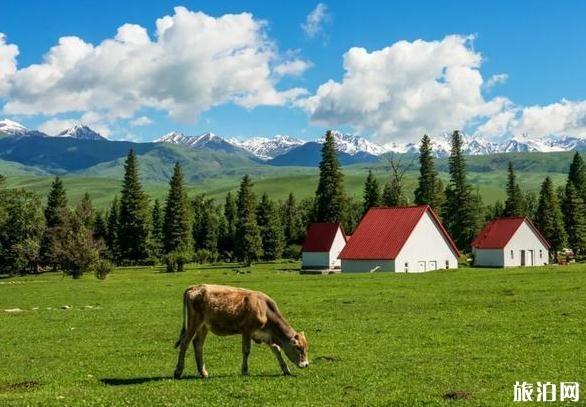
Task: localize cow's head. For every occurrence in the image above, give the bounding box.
[283,331,309,368]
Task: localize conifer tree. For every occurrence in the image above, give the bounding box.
[257,193,285,260]
[235,175,263,265]
[382,177,407,206]
[118,149,150,262]
[535,177,567,253]
[106,196,120,261]
[362,170,380,214]
[281,193,303,245]
[563,182,586,255]
[219,192,237,258]
[163,162,192,255]
[76,192,94,228]
[315,130,345,222]
[414,134,442,211]
[93,210,108,243]
[194,198,219,256]
[442,130,481,250]
[150,199,164,258]
[568,151,586,203]
[44,177,67,228]
[504,162,526,217]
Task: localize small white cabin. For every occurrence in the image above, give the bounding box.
[472,217,550,267]
[338,205,459,273]
[301,223,347,270]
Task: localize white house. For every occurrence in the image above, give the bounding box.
[472,217,550,267]
[301,223,347,270]
[338,205,459,273]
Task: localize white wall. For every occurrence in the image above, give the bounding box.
[394,212,459,273]
[329,228,346,268]
[473,248,504,267]
[503,221,549,267]
[341,260,395,273]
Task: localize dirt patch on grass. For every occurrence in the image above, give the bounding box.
[443,390,472,400]
[0,380,41,392]
[314,355,337,363]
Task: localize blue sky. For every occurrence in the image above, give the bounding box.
[1,1,586,143]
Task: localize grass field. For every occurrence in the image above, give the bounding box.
[1,263,584,406]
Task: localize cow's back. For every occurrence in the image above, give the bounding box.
[187,284,270,335]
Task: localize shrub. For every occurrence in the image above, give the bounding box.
[95,260,113,280]
[283,244,301,260]
[164,250,191,272]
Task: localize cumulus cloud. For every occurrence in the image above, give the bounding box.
[302,3,330,38]
[0,34,19,96]
[300,35,510,143]
[484,73,508,90]
[130,116,153,126]
[1,7,309,122]
[275,59,313,76]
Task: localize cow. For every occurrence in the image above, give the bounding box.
[173,284,309,379]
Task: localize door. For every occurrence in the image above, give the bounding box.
[428,261,437,271]
[520,250,526,266]
[528,250,534,266]
[417,261,426,272]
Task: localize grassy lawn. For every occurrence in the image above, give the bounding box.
[1,263,584,406]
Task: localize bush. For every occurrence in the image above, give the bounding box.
[283,244,301,260]
[194,249,218,264]
[164,250,191,272]
[95,260,113,280]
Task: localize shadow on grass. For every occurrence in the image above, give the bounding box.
[101,372,287,386]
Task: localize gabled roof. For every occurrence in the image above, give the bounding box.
[302,223,346,252]
[338,205,460,260]
[472,217,551,249]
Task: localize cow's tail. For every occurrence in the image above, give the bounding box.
[174,290,188,348]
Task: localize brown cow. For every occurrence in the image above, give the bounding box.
[173,284,308,379]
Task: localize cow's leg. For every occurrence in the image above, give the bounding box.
[193,325,208,378]
[174,320,198,379]
[270,344,291,376]
[241,333,252,376]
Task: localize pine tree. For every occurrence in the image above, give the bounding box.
[315,130,345,222]
[194,198,219,255]
[382,177,407,206]
[118,149,150,262]
[568,151,586,202]
[219,192,237,259]
[535,177,567,253]
[414,134,442,211]
[442,130,481,250]
[93,210,108,242]
[235,175,263,265]
[563,182,586,255]
[504,162,526,217]
[76,192,94,228]
[150,199,164,258]
[44,177,67,228]
[281,193,303,245]
[362,170,380,214]
[257,193,285,260]
[163,162,192,255]
[106,196,120,261]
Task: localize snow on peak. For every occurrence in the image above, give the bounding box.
[0,119,29,135]
[230,134,304,160]
[56,124,106,141]
[319,131,387,155]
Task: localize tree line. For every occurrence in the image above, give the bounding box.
[1,130,585,277]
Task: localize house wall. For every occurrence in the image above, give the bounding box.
[329,228,346,268]
[503,222,549,267]
[473,248,504,267]
[302,252,330,268]
[341,260,395,273]
[394,212,459,272]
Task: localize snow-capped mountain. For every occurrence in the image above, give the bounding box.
[0,119,48,138]
[318,131,387,156]
[156,131,243,153]
[55,124,106,141]
[229,135,304,160]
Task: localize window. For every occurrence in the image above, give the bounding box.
[445,260,449,269]
[404,262,409,272]
[539,250,543,259]
[511,250,514,259]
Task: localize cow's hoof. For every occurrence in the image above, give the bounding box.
[173,370,182,380]
[199,370,209,379]
[282,370,292,376]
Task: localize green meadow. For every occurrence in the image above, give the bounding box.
[1,263,584,406]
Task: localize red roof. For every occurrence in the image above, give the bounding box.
[338,205,459,260]
[302,223,346,252]
[472,217,551,249]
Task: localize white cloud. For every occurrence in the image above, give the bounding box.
[476,100,586,140]
[485,73,508,90]
[300,35,509,143]
[1,7,309,122]
[275,59,313,76]
[302,3,330,38]
[130,116,153,126]
[0,33,19,96]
